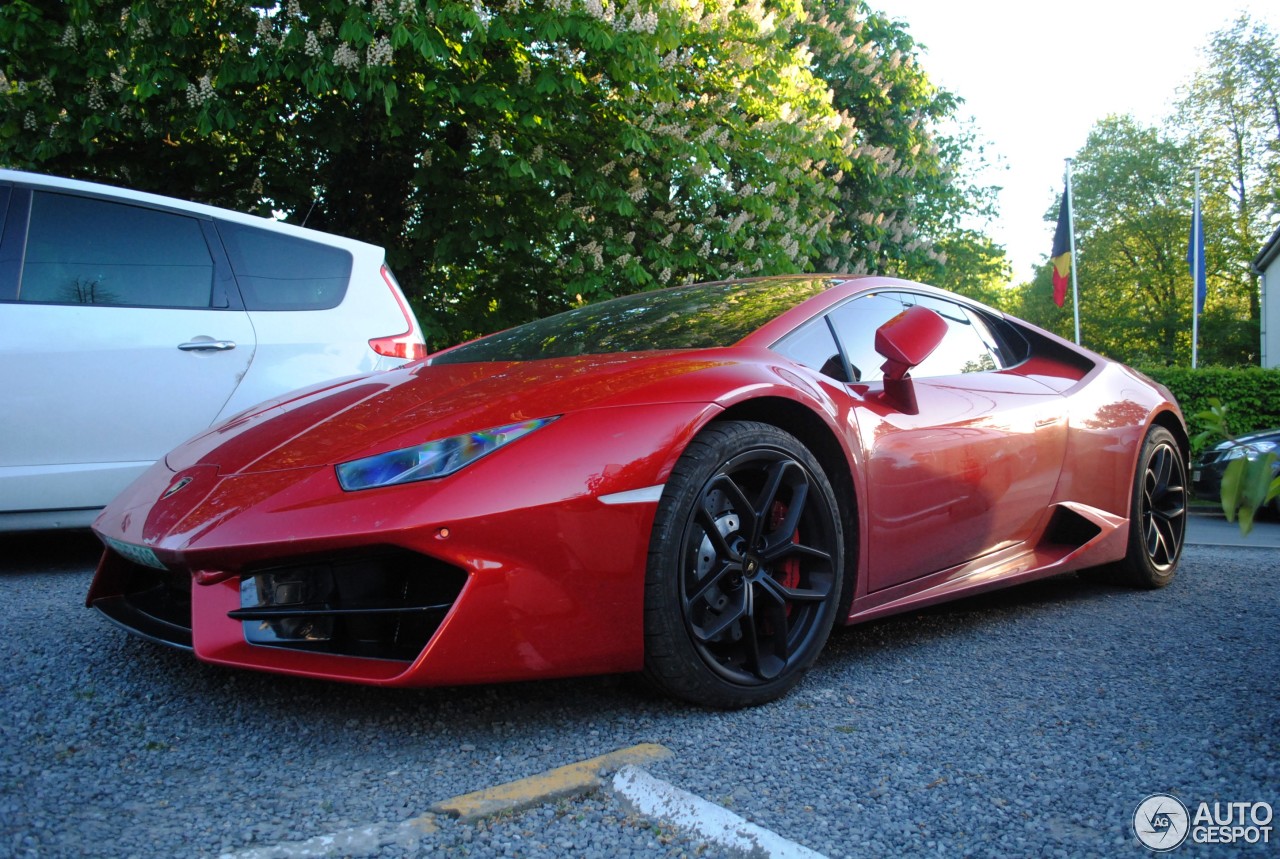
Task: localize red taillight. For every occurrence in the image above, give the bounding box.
[370,265,428,361]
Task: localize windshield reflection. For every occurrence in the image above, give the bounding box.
[431,277,839,364]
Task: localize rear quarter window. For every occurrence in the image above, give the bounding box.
[217,221,352,311]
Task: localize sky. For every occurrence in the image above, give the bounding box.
[866,0,1280,284]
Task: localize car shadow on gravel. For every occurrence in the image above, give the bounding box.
[821,569,1139,660]
[0,528,102,575]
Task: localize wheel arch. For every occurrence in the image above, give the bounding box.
[709,396,860,620]
[1149,407,1190,469]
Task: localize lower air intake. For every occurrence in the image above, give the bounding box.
[231,547,467,661]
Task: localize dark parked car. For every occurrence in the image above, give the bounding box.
[1193,427,1280,516]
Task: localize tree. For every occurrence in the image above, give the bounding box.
[1010,264,1072,339]
[797,0,1007,297]
[1178,14,1280,325]
[1012,115,1255,366]
[1,0,995,346]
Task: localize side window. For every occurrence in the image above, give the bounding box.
[975,312,1030,367]
[909,294,1000,377]
[0,184,16,300]
[827,291,1003,382]
[18,192,215,308]
[826,293,914,383]
[0,184,10,238]
[218,221,352,311]
[772,316,848,381]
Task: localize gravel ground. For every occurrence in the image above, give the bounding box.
[1,533,1276,858]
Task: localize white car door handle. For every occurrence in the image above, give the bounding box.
[178,339,237,352]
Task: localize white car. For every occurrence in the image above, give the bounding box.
[0,169,427,531]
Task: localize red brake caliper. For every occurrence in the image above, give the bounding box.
[769,502,801,615]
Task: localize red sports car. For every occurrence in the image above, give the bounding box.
[88,275,1188,707]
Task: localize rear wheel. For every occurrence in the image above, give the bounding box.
[1086,425,1187,588]
[643,421,844,708]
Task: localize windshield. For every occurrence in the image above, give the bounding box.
[431,277,839,364]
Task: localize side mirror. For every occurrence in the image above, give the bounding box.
[875,305,947,382]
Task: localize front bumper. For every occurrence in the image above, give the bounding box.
[86,403,710,686]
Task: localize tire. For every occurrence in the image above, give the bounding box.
[643,421,845,708]
[1086,425,1187,588]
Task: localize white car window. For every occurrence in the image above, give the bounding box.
[20,192,215,308]
[218,220,353,311]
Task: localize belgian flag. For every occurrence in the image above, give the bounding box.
[1050,190,1071,307]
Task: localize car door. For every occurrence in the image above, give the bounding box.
[827,291,1069,591]
[0,186,256,513]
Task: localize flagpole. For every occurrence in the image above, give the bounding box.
[1065,159,1081,345]
[1191,168,1201,369]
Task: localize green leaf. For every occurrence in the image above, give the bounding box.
[1242,452,1277,508]
[1221,457,1246,522]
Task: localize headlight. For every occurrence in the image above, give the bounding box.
[336,417,558,491]
[1223,440,1279,461]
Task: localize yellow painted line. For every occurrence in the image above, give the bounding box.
[430,743,673,822]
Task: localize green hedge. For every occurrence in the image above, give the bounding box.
[1139,366,1280,450]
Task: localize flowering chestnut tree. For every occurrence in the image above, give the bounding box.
[0,0,992,344]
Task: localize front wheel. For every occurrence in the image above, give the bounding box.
[643,421,844,708]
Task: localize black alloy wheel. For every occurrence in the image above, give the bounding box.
[643,421,844,708]
[1084,424,1187,589]
[1138,433,1187,574]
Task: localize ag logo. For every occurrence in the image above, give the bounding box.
[1134,793,1190,851]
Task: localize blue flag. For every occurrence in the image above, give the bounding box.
[1187,195,1206,314]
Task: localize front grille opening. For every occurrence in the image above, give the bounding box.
[230,547,466,661]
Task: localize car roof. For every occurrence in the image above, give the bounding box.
[0,168,385,256]
[736,274,1002,348]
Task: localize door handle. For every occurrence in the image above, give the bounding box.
[178,339,237,352]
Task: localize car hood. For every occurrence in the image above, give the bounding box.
[1231,427,1280,445]
[166,351,741,475]
[1203,426,1280,457]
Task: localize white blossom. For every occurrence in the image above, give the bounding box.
[367,35,393,66]
[371,0,396,25]
[333,43,360,70]
[185,74,215,107]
